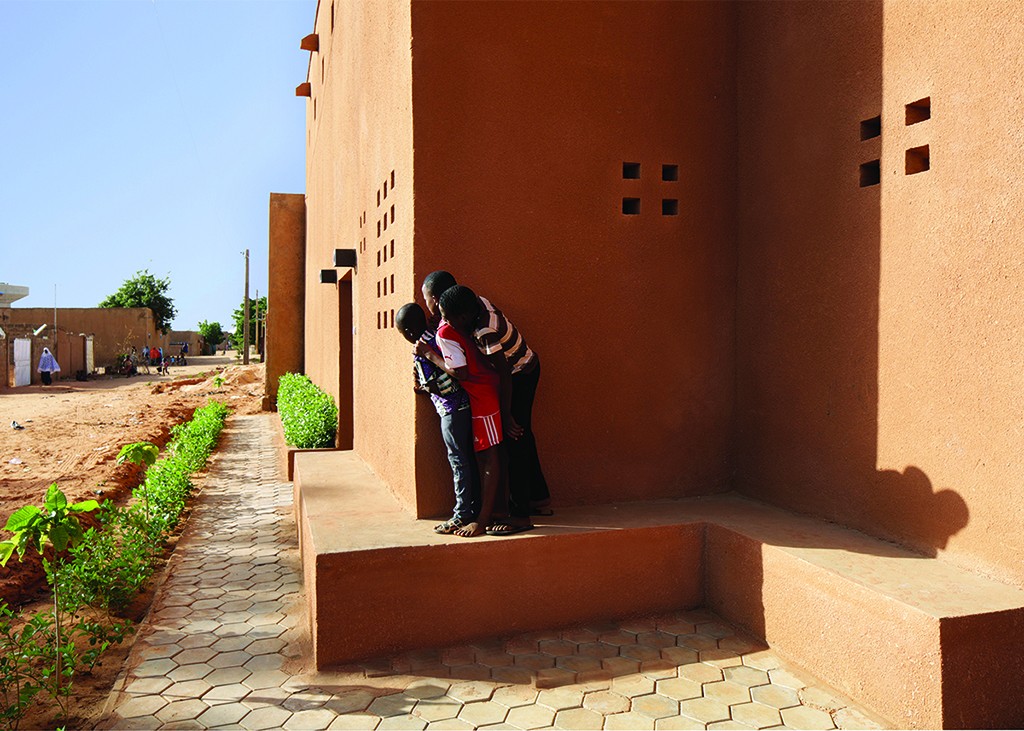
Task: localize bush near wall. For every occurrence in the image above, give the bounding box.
[277,373,338,449]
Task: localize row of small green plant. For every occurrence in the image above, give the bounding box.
[277,372,338,449]
[0,400,229,729]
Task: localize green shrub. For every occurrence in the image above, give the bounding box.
[277,373,338,448]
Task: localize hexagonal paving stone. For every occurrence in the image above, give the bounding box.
[598,630,638,647]
[447,663,492,681]
[124,676,174,695]
[535,667,577,689]
[605,711,656,730]
[377,714,428,730]
[620,643,662,662]
[506,703,556,730]
[213,635,255,653]
[115,694,169,719]
[610,673,655,698]
[601,656,640,677]
[247,637,287,656]
[679,697,730,724]
[741,651,781,672]
[490,666,533,684]
[412,696,462,722]
[707,720,750,730]
[560,628,598,644]
[729,701,783,729]
[177,633,218,649]
[370,693,418,717]
[718,636,766,655]
[556,655,603,674]
[134,658,177,677]
[513,652,555,670]
[425,718,474,730]
[695,621,734,639]
[475,649,515,668]
[703,680,752,706]
[619,618,659,634]
[780,704,836,729]
[700,649,744,669]
[661,646,700,666]
[656,677,703,702]
[174,647,218,665]
[536,687,584,711]
[576,642,619,659]
[244,652,286,671]
[206,666,252,686]
[632,692,681,719]
[164,679,214,700]
[442,646,477,666]
[241,704,294,730]
[210,650,253,669]
[640,660,679,679]
[458,700,509,726]
[677,634,719,652]
[448,680,498,703]
[284,708,341,729]
[492,684,539,708]
[767,667,806,690]
[553,707,604,730]
[749,684,800,710]
[724,665,770,687]
[678,663,723,684]
[243,669,292,690]
[538,639,576,657]
[156,698,210,724]
[656,617,697,636]
[205,681,252,701]
[636,631,678,649]
[168,662,215,682]
[197,702,250,727]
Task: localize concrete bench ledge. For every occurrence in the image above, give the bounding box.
[293,450,1024,729]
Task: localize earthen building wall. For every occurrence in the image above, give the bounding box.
[2,307,164,370]
[734,0,1024,585]
[303,0,418,509]
[266,193,307,408]
[408,0,738,514]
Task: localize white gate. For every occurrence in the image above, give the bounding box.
[85,336,94,374]
[13,338,31,387]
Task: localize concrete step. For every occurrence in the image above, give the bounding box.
[293,449,1024,729]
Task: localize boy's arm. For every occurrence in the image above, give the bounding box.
[485,352,523,440]
[420,336,470,381]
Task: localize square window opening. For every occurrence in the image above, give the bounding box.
[859,160,881,187]
[662,199,679,216]
[906,145,930,175]
[860,115,881,141]
[622,198,641,215]
[906,97,931,125]
[622,162,641,179]
[662,165,679,181]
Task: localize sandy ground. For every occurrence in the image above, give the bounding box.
[0,352,266,606]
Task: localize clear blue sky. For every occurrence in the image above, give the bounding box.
[1,0,314,333]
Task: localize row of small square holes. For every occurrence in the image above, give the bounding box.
[859,97,931,187]
[376,170,397,329]
[622,162,679,215]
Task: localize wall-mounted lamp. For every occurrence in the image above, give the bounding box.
[333,248,357,270]
[33,324,47,336]
[300,33,319,52]
[319,269,338,284]
[295,82,311,97]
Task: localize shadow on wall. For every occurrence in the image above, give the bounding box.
[732,0,969,559]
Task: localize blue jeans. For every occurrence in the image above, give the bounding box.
[441,406,478,522]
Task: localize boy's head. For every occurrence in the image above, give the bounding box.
[438,285,481,333]
[395,303,428,344]
[421,270,458,317]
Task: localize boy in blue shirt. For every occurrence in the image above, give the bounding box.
[396,303,478,534]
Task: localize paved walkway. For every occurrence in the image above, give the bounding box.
[100,414,887,730]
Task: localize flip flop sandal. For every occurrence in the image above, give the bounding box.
[485,524,535,536]
[434,518,465,535]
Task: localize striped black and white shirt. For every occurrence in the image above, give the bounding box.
[472,296,537,375]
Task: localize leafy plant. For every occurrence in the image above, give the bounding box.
[198,320,225,355]
[231,295,266,353]
[116,442,159,521]
[0,604,48,731]
[0,484,100,720]
[277,373,338,448]
[99,269,177,335]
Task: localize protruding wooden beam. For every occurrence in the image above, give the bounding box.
[301,33,319,52]
[295,82,311,97]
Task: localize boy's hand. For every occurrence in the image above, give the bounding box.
[505,415,524,440]
[413,341,433,358]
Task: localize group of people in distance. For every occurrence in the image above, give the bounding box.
[396,270,550,538]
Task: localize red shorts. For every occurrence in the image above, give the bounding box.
[472,410,503,452]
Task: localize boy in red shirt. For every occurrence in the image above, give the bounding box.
[418,285,505,537]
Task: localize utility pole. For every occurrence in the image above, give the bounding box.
[254,288,260,362]
[243,249,250,365]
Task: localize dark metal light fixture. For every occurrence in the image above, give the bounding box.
[333,249,357,269]
[319,269,338,284]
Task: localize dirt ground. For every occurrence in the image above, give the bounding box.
[0,353,266,607]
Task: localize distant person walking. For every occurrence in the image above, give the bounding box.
[37,347,60,386]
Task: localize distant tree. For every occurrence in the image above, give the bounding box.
[100,270,177,334]
[198,320,225,353]
[231,296,267,352]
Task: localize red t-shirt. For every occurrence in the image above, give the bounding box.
[436,321,500,416]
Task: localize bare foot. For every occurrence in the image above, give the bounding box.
[454,521,484,537]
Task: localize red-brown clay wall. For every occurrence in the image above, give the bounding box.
[410,1,737,512]
[2,307,163,370]
[735,1,1024,586]
[266,193,306,408]
[303,1,418,509]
